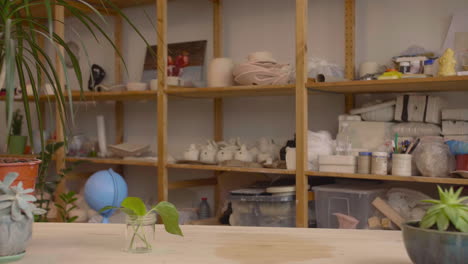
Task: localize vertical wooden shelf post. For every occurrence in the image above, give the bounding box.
[53,5,66,220]
[295,0,309,228]
[344,0,355,113]
[213,0,223,214]
[114,16,124,145]
[157,0,169,202]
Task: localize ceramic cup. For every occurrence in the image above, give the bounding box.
[167,76,181,86]
[150,79,158,91]
[359,61,379,78]
[207,58,234,87]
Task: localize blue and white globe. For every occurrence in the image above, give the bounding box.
[84,169,128,223]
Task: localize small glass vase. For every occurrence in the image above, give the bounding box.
[125,214,156,253]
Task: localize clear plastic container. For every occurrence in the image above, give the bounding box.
[230,194,300,227]
[336,123,352,155]
[312,184,387,229]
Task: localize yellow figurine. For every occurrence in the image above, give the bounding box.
[438,48,457,77]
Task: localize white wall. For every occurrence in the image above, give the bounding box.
[2,0,467,209]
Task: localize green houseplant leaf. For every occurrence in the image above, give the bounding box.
[121,197,147,216]
[151,202,183,236]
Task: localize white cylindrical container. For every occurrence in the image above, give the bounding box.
[392,154,412,176]
[150,79,158,91]
[359,61,379,78]
[285,147,296,170]
[358,152,372,174]
[96,115,107,157]
[372,152,388,175]
[207,58,234,87]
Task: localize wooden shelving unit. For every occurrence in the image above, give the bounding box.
[16,0,468,228]
[167,163,295,175]
[0,90,157,102]
[307,171,468,185]
[65,156,158,167]
[309,76,468,94]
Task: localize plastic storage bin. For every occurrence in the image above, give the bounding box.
[230,194,305,227]
[312,184,387,229]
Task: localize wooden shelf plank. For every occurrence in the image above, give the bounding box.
[0,90,157,102]
[65,156,158,167]
[307,171,468,185]
[166,84,296,98]
[168,178,218,189]
[167,163,295,175]
[309,76,468,94]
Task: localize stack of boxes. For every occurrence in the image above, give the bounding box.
[442,109,468,141]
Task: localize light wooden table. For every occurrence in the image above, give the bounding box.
[18,223,412,264]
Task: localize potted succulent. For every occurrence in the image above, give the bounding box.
[7,110,27,155]
[402,186,467,264]
[101,197,183,253]
[0,173,46,262]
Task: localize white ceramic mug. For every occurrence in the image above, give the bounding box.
[150,79,158,91]
[207,58,234,87]
[359,61,380,78]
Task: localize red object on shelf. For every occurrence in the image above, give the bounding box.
[456,154,468,171]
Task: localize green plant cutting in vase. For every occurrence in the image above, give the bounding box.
[419,186,468,232]
[101,197,183,253]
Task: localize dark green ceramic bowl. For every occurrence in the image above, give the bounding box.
[402,222,468,264]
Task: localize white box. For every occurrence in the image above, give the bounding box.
[319,155,357,174]
[395,95,444,124]
[339,121,395,151]
[442,121,468,135]
[442,109,468,121]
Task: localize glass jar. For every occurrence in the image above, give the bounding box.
[125,213,156,253]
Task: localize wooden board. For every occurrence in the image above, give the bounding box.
[21,223,412,264]
[307,171,468,185]
[65,156,157,167]
[295,0,309,228]
[309,76,468,94]
[157,0,169,204]
[166,84,296,98]
[0,90,158,102]
[168,177,218,189]
[167,163,295,175]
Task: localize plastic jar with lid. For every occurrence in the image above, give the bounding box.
[372,152,388,175]
[399,62,410,74]
[358,152,372,174]
[424,59,435,76]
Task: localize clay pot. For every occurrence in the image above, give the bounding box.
[0,158,41,191]
[402,222,468,264]
[0,215,33,257]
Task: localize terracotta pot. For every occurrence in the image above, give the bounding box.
[402,222,468,264]
[0,158,41,191]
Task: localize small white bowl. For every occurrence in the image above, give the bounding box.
[126,82,148,91]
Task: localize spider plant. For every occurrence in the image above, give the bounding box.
[0,0,151,154]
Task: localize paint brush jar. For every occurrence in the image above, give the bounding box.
[392,154,412,176]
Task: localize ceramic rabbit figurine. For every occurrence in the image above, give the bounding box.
[216,145,237,162]
[200,141,218,163]
[257,152,273,164]
[183,144,200,161]
[234,144,254,162]
[257,137,281,161]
